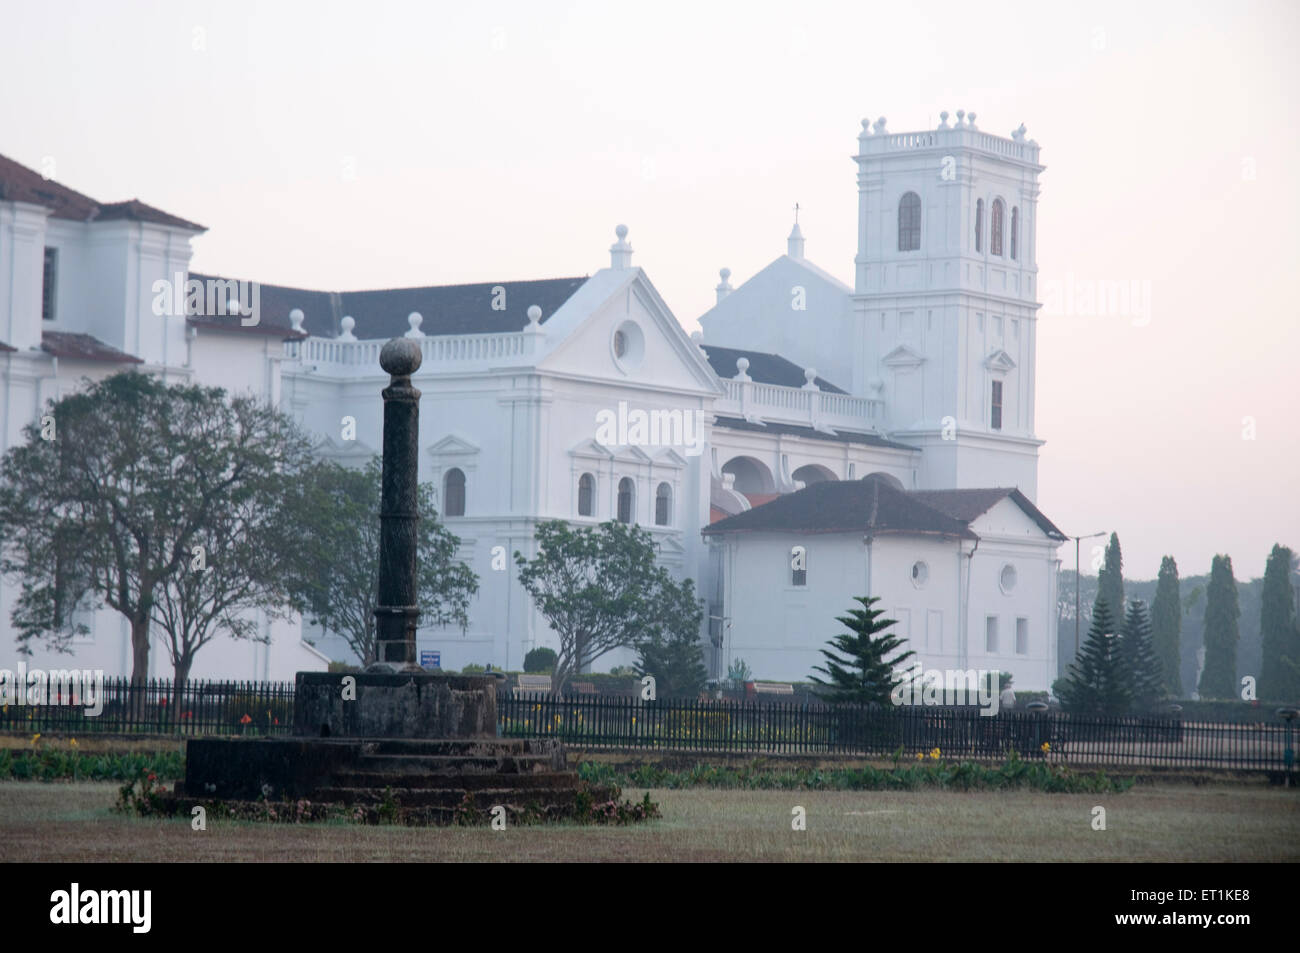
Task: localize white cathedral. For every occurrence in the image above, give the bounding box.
[0,113,1066,691]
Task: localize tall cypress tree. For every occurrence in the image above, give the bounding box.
[1121,599,1165,711]
[1150,556,1183,697]
[1198,554,1240,700]
[1058,597,1131,716]
[1096,532,1125,628]
[1260,544,1299,702]
[810,596,914,705]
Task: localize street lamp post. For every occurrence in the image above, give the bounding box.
[1067,531,1108,659]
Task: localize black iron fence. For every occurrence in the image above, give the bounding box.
[500,694,1299,771]
[3,678,1296,771]
[0,677,294,737]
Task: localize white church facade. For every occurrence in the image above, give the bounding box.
[0,112,1065,690]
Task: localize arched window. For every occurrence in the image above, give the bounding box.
[1010,207,1019,260]
[990,199,1005,257]
[616,477,634,524]
[974,199,984,252]
[654,482,672,526]
[897,192,921,251]
[443,468,466,517]
[578,473,595,517]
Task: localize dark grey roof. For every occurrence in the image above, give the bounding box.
[703,474,976,539]
[187,274,588,340]
[712,416,918,452]
[700,344,846,394]
[0,340,14,352]
[910,488,1067,540]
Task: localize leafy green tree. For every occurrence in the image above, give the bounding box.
[634,576,707,698]
[809,596,914,705]
[1096,532,1125,629]
[1260,545,1300,701]
[1150,556,1183,697]
[1198,555,1240,700]
[1058,597,1131,715]
[523,647,558,674]
[515,520,696,690]
[1120,600,1165,711]
[286,458,478,667]
[0,371,314,688]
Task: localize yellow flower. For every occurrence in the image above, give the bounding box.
[69,738,78,748]
[1041,742,1050,753]
[929,747,940,760]
[31,733,40,745]
[915,752,923,760]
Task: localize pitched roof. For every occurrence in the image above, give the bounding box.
[700,344,846,393]
[0,341,15,352]
[910,487,1067,540]
[703,475,976,540]
[0,153,204,230]
[41,331,142,364]
[712,415,918,452]
[187,273,588,340]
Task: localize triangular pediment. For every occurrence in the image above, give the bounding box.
[570,437,616,461]
[427,433,480,456]
[652,447,690,468]
[882,345,926,369]
[314,436,377,466]
[984,349,1017,372]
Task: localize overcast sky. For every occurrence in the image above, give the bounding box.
[3,0,1296,580]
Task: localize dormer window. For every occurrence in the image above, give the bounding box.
[42,247,58,321]
[897,192,921,251]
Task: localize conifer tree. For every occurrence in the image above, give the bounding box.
[810,596,914,705]
[1096,532,1125,628]
[1259,544,1300,701]
[1150,556,1183,697]
[1120,599,1165,711]
[1058,597,1131,716]
[1198,554,1240,700]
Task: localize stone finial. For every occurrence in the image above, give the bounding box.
[1012,123,1027,141]
[967,112,977,128]
[715,267,734,304]
[939,111,950,129]
[405,312,424,338]
[734,356,750,381]
[610,224,633,269]
[802,367,819,390]
[860,117,872,138]
[338,315,356,341]
[956,109,965,127]
[690,330,703,343]
[787,221,805,259]
[289,308,304,332]
[872,116,888,134]
[379,337,422,378]
[526,304,542,325]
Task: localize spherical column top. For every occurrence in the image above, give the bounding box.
[380,336,423,377]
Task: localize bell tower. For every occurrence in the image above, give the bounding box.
[850,112,1046,499]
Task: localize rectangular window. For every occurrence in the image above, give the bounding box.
[990,380,1003,430]
[791,567,807,587]
[1016,618,1029,655]
[985,616,999,653]
[42,247,58,321]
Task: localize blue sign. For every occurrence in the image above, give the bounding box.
[420,651,441,670]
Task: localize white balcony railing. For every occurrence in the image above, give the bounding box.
[285,329,536,372]
[715,379,883,432]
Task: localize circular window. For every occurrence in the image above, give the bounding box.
[1000,564,1017,594]
[911,561,929,588]
[611,320,644,371]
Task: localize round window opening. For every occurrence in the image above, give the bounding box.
[1000,564,1017,594]
[911,561,929,588]
[611,320,645,370]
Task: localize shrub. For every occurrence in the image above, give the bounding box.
[523,648,558,674]
[461,664,486,675]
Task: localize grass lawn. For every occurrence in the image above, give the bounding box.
[0,781,1296,861]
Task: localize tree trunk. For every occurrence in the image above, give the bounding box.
[130,616,151,719]
[171,658,192,733]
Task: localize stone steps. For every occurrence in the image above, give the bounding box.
[313,784,588,809]
[353,753,558,775]
[328,770,581,791]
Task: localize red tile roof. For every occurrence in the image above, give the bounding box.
[41,331,142,363]
[0,153,204,230]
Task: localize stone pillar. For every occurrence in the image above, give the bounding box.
[373,338,423,670]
